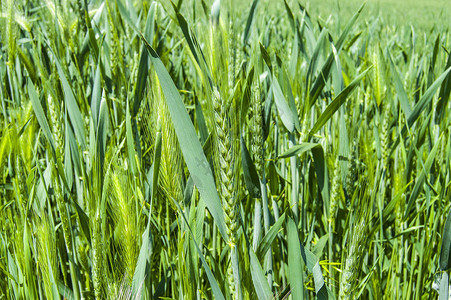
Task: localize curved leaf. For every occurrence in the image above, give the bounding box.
[139,34,228,241]
[272,74,295,133]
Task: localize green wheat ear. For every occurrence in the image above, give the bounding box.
[92,212,105,299]
[212,87,236,238]
[108,164,141,285]
[2,0,17,66]
[76,0,87,33]
[35,213,58,298]
[251,84,264,176]
[156,85,184,210]
[339,190,370,300]
[47,94,64,161]
[212,85,242,298]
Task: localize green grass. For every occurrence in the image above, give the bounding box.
[1,0,451,299]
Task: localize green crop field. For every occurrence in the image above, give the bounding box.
[1,0,451,299]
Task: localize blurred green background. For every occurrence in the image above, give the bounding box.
[304,0,450,29]
[209,0,450,31]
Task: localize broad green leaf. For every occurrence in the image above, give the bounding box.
[287,215,304,300]
[125,0,138,26]
[23,222,37,298]
[272,74,295,132]
[249,249,272,300]
[7,250,18,289]
[263,87,272,141]
[139,35,228,241]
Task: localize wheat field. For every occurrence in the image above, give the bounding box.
[1,0,451,299]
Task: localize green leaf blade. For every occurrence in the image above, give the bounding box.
[140,35,228,241]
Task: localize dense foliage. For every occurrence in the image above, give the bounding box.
[1,0,451,299]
